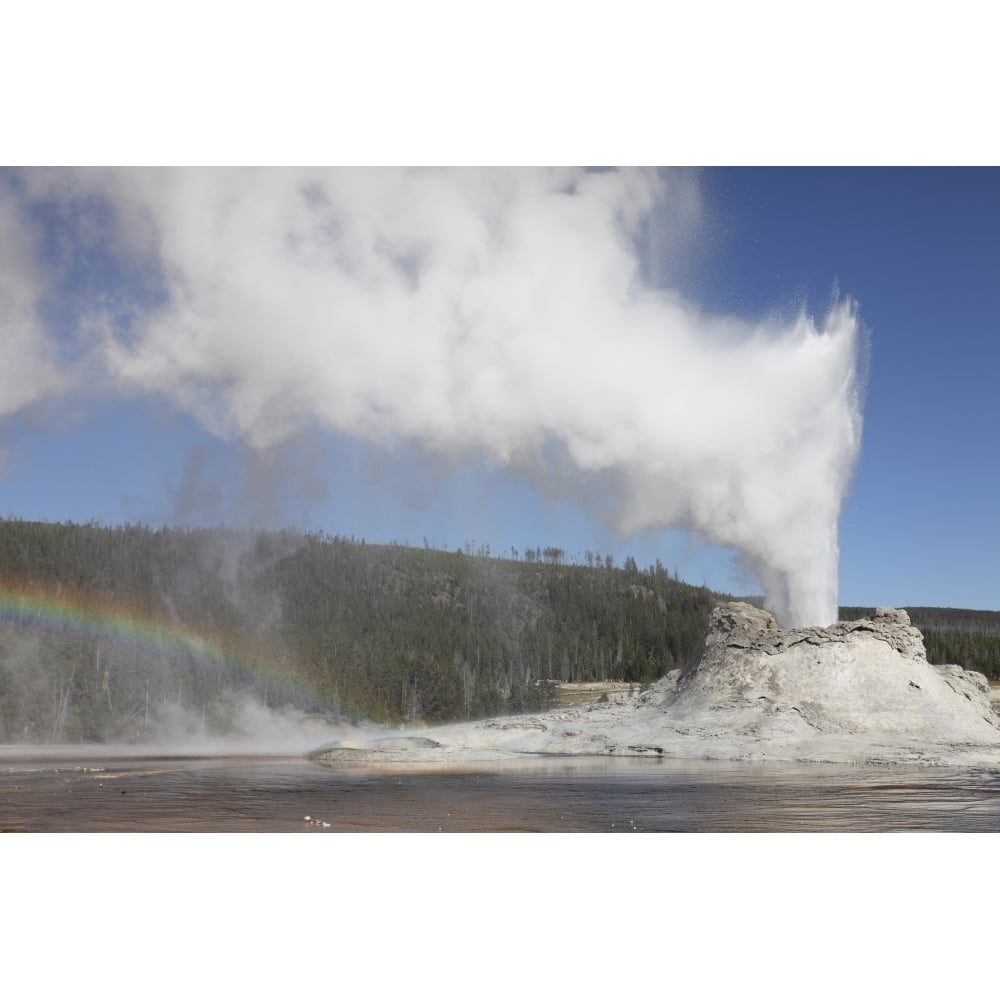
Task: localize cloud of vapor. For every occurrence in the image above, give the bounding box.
[3,167,863,626]
[144,690,370,755]
[0,179,67,418]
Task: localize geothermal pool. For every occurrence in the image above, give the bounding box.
[2,749,1000,832]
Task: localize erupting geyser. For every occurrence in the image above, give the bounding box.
[613,299,863,627]
[4,168,865,625]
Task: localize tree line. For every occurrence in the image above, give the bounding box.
[0,518,722,742]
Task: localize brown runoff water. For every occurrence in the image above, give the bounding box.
[2,749,1000,832]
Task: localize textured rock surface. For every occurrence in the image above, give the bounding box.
[311,603,1000,768]
[701,602,926,662]
[669,602,999,742]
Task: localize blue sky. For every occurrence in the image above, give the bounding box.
[1,167,997,613]
[695,168,1000,609]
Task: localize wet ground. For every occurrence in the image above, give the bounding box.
[3,748,1000,831]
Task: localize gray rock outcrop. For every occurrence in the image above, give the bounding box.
[667,602,999,742]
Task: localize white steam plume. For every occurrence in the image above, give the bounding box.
[7,167,863,626]
[0,180,67,418]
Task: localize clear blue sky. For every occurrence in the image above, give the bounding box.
[1,167,997,612]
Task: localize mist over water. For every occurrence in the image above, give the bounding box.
[140,690,371,755]
[2,167,864,625]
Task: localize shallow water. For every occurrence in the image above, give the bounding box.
[2,748,1000,832]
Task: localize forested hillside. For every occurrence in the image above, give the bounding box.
[4,519,996,745]
[0,518,721,742]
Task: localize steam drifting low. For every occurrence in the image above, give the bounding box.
[2,167,863,626]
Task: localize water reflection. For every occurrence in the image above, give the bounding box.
[2,749,999,832]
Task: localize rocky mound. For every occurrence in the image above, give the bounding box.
[310,603,1000,767]
[654,602,1000,743]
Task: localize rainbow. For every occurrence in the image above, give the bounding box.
[0,578,331,708]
